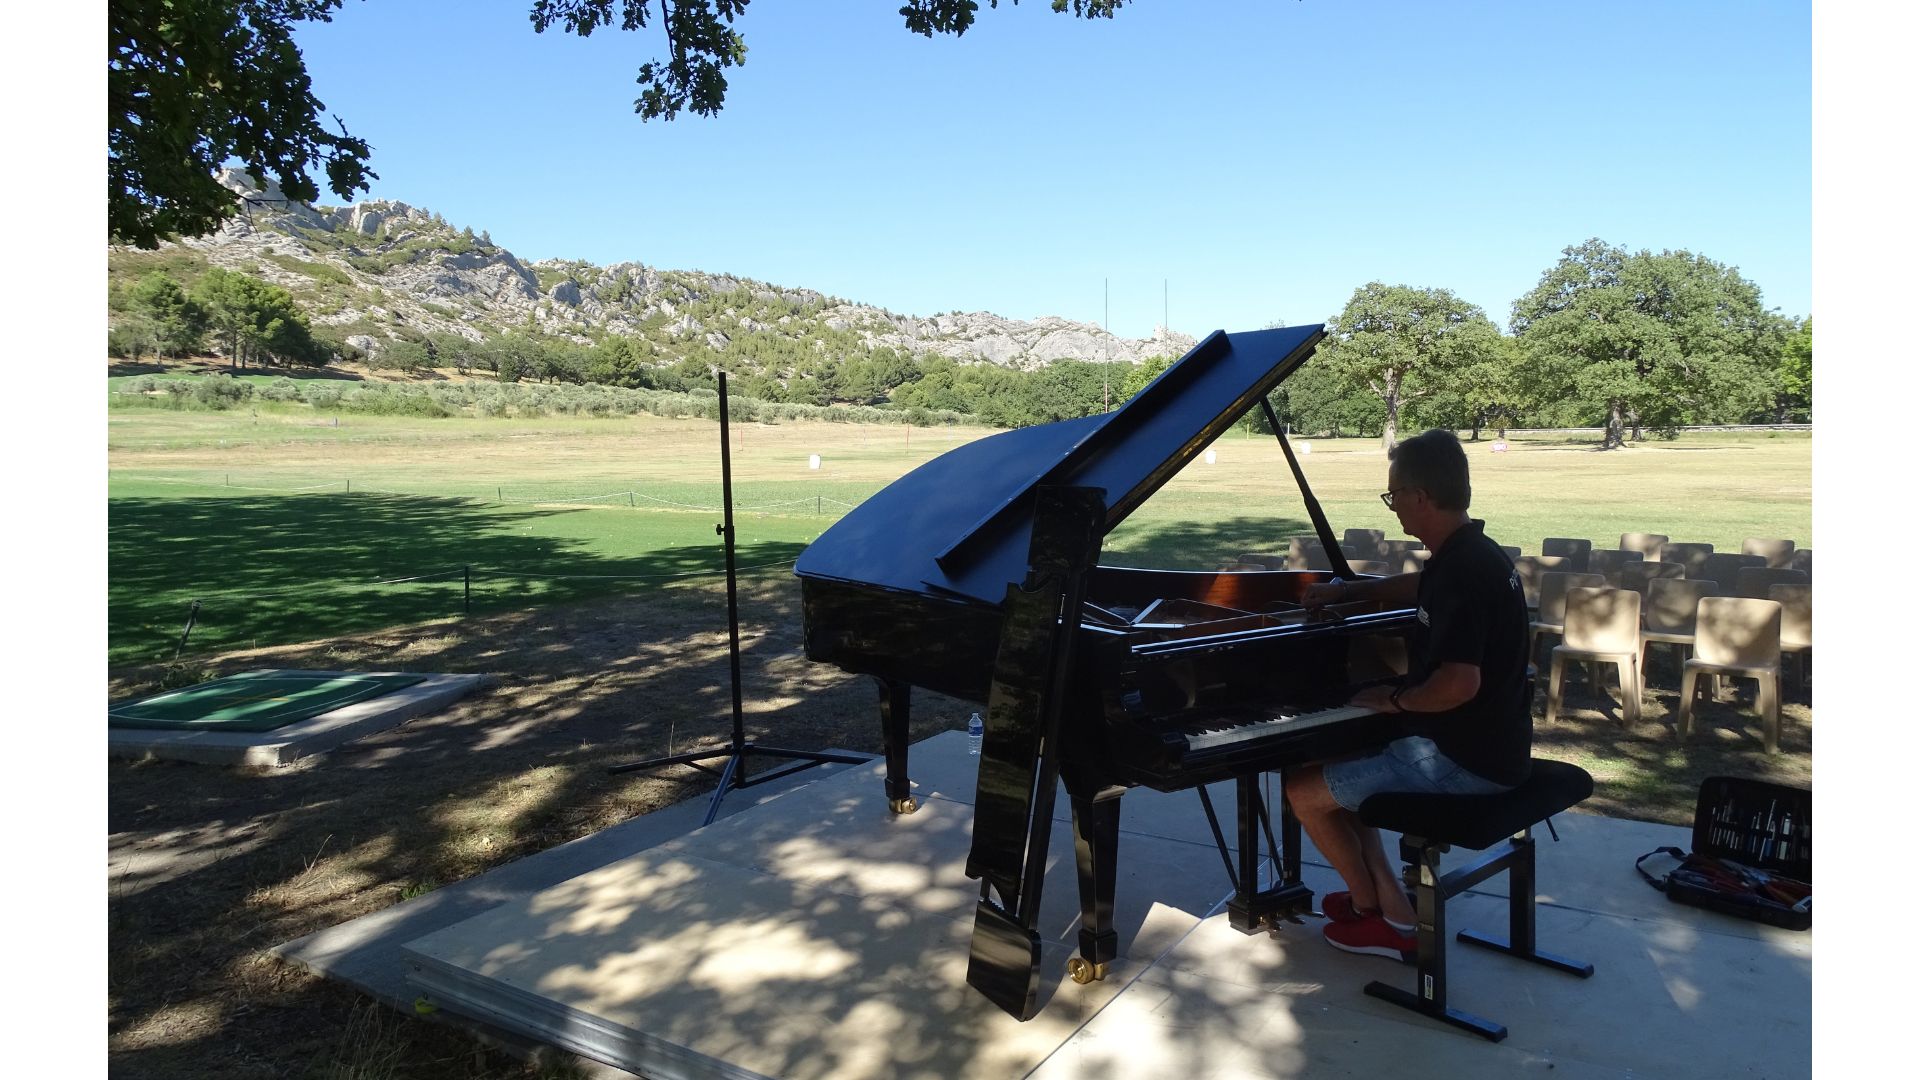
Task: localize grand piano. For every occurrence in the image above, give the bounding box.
[795,326,1420,1019]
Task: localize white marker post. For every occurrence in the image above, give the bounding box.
[808,454,821,470]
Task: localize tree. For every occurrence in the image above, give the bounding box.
[1778,317,1812,422]
[112,1,1124,244]
[109,0,376,247]
[190,268,322,369]
[1314,283,1502,449]
[124,272,209,356]
[1511,239,1787,449]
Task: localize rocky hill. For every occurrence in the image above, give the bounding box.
[110,169,1194,371]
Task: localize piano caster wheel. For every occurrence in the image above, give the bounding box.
[1066,958,1108,984]
[888,796,920,815]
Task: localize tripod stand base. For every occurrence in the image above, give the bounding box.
[607,742,871,826]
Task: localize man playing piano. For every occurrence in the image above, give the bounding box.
[1285,428,1532,960]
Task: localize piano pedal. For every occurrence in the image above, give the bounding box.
[1066,957,1109,984]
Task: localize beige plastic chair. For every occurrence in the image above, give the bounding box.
[1741,538,1797,569]
[1735,567,1809,599]
[1235,552,1290,570]
[1678,597,1784,753]
[1585,548,1644,587]
[1788,548,1812,580]
[1513,555,1575,610]
[1379,539,1430,575]
[1287,537,1334,572]
[1498,545,1521,560]
[1639,577,1717,678]
[1342,528,1386,559]
[1546,586,1643,727]
[1769,583,1812,694]
[1347,559,1391,577]
[1697,552,1765,592]
[1530,571,1604,663]
[1619,532,1669,560]
[1541,538,1593,572]
[1619,560,1684,598]
[1658,542,1715,580]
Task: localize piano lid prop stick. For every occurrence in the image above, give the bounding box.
[1258,397,1354,581]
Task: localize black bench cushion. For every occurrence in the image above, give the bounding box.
[1357,759,1594,849]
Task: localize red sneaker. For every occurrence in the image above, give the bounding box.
[1322,914,1416,961]
[1320,891,1374,923]
[1320,890,1417,923]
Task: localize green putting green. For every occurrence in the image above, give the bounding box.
[109,670,429,733]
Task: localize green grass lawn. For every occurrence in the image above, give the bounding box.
[108,406,1811,664]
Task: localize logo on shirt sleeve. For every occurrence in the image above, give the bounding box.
[1417,606,1430,626]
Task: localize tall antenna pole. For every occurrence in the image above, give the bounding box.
[1163,279,1168,333]
[1103,277,1108,333]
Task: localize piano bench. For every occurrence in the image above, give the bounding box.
[1355,758,1596,1042]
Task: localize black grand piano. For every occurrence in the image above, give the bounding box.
[795,326,1420,1019]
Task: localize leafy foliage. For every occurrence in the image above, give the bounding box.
[532,1,1124,119]
[1510,239,1788,448]
[191,267,327,369]
[108,0,376,247]
[1313,283,1506,448]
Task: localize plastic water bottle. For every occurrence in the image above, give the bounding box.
[967,712,984,755]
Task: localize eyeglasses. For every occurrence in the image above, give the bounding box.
[1380,487,1419,510]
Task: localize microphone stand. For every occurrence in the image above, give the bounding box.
[607,372,867,825]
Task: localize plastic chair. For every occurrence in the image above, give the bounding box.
[1769,583,1812,695]
[1343,528,1386,559]
[1546,586,1643,727]
[1657,542,1715,580]
[1678,597,1784,753]
[1735,567,1809,599]
[1618,532,1669,560]
[1618,560,1684,598]
[1585,548,1644,587]
[1697,552,1765,592]
[1530,572,1604,663]
[1348,559,1391,577]
[1287,537,1333,572]
[1639,577,1718,678]
[1741,538,1797,569]
[1788,548,1812,580]
[1376,539,1427,575]
[1498,545,1521,560]
[1513,555,1575,610]
[1235,552,1290,570]
[1541,538,1593,573]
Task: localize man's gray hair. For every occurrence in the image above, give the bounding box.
[1389,429,1471,511]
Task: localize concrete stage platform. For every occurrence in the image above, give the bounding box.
[297,732,1811,1078]
[109,670,491,766]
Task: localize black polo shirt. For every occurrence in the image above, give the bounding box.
[1407,519,1532,786]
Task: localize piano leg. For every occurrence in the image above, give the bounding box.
[875,677,917,814]
[1226,773,1317,934]
[1067,788,1123,984]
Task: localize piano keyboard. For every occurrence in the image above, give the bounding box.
[1184,703,1380,753]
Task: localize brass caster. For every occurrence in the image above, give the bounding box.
[1066,957,1108,985]
[888,796,920,815]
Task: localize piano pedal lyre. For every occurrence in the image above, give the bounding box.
[1065,957,1109,984]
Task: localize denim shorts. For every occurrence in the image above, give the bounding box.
[1322,736,1514,812]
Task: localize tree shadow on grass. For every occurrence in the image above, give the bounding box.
[109,492,804,665]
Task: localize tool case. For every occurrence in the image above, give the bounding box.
[1635,775,1810,930]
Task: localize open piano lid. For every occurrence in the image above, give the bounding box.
[793,324,1328,605]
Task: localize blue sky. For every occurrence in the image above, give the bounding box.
[290,1,1810,340]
